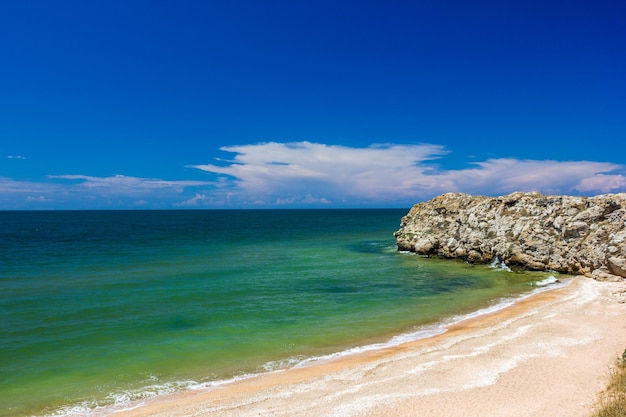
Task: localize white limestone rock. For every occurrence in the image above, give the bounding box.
[395,192,626,280]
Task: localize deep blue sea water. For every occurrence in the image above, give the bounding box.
[0,210,558,417]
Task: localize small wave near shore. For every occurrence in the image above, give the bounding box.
[44,274,569,417]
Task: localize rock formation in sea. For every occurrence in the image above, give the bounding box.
[394,192,626,281]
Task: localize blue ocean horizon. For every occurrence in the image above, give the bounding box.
[0,209,558,417]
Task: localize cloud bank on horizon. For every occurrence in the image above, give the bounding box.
[2,142,625,209]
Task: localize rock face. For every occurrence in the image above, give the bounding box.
[394,192,626,280]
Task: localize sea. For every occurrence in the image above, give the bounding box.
[0,209,563,417]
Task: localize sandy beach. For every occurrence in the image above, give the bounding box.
[116,277,626,417]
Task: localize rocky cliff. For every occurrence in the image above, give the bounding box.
[394,192,626,280]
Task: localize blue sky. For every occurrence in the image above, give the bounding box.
[1,0,625,209]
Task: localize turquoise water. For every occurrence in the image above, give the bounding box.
[0,210,557,417]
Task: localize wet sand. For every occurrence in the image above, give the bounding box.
[115,277,626,417]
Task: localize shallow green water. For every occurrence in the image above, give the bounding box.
[0,210,555,416]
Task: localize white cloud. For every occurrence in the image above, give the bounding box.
[575,173,626,193]
[0,175,214,209]
[191,142,626,206]
[0,177,57,194]
[26,195,49,202]
[0,178,62,208]
[7,155,26,160]
[2,142,624,209]
[49,174,211,194]
[275,194,332,206]
[176,193,210,207]
[441,159,625,195]
[191,142,450,205]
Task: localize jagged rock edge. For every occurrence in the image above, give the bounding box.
[395,192,626,281]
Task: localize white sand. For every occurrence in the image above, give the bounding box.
[116,277,626,417]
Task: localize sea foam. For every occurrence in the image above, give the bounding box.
[532,275,560,287]
[489,257,512,272]
[45,276,570,417]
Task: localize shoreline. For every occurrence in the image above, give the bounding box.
[112,277,626,417]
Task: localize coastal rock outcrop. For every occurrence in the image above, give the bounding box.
[394,192,626,280]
